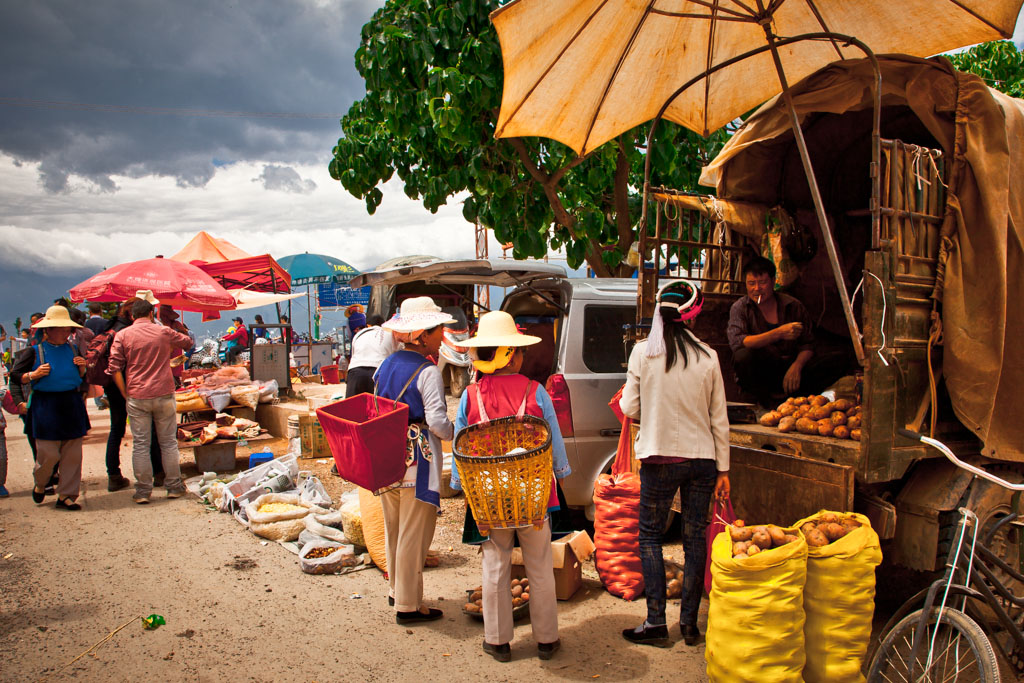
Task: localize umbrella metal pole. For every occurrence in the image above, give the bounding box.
[763,28,866,366]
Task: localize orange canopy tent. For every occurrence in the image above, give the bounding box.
[170,231,251,264]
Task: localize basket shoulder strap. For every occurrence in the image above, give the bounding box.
[473,383,488,423]
[516,380,537,419]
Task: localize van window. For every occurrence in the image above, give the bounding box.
[582,305,633,373]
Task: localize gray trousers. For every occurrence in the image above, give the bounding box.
[34,438,83,500]
[126,395,183,497]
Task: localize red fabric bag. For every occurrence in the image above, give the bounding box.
[593,413,644,601]
[317,393,409,491]
[704,496,736,594]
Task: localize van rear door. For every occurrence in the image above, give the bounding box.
[349,258,566,289]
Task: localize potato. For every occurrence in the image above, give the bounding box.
[475,598,482,607]
[818,512,839,524]
[511,578,520,587]
[832,398,853,412]
[666,578,682,598]
[732,541,751,555]
[470,590,482,602]
[846,406,861,418]
[850,428,862,441]
[778,403,797,417]
[821,522,846,541]
[794,405,812,419]
[750,524,768,536]
[733,554,747,560]
[759,411,782,427]
[733,519,746,528]
[793,396,809,406]
[729,524,753,542]
[767,525,788,547]
[810,395,829,407]
[840,517,861,531]
[809,406,831,421]
[465,603,481,613]
[830,411,847,426]
[800,522,817,536]
[783,534,800,544]
[521,591,529,602]
[806,529,830,547]
[512,597,523,607]
[796,417,818,435]
[833,425,851,439]
[519,577,529,588]
[511,585,524,598]
[777,416,797,433]
[816,418,834,437]
[847,415,862,430]
[745,544,761,556]
[751,530,772,550]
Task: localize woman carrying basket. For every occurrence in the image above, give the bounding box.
[375,297,455,625]
[619,280,730,648]
[451,311,571,663]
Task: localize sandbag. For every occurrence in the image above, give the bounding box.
[706,528,807,683]
[592,470,644,600]
[358,486,387,572]
[245,493,316,543]
[795,511,881,683]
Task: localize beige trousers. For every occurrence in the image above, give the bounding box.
[481,519,559,646]
[34,438,83,500]
[381,487,437,612]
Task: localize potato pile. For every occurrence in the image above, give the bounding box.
[464,578,531,614]
[758,395,863,440]
[799,512,861,547]
[728,520,800,560]
[664,561,685,598]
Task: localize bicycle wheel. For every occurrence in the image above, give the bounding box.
[868,606,1000,682]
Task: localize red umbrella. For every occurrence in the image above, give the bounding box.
[68,256,236,312]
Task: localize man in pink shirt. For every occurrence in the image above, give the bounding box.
[107,295,193,504]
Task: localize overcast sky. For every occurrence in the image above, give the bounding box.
[1,1,1022,338]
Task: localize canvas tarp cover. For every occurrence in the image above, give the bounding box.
[700,55,1024,461]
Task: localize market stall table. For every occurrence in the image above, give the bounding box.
[178,432,274,472]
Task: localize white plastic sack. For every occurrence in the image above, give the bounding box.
[231,384,260,410]
[304,512,347,544]
[245,493,317,542]
[207,389,231,412]
[299,540,360,575]
[258,379,279,402]
[297,473,332,508]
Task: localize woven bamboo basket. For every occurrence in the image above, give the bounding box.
[452,415,553,535]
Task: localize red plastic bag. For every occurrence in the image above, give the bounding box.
[704,496,736,594]
[317,393,409,491]
[593,413,644,600]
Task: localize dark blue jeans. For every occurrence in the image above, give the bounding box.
[638,459,717,628]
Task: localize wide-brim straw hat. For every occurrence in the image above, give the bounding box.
[382,296,456,333]
[135,289,161,306]
[32,305,83,329]
[463,311,540,348]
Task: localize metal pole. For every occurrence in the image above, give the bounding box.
[762,28,866,366]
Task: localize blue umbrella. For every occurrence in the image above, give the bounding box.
[277,253,360,347]
[277,253,358,286]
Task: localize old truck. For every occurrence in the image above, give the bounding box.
[636,54,1024,573]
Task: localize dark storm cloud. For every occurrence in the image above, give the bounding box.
[255,164,317,193]
[0,0,380,193]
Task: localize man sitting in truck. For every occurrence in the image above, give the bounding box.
[727,256,820,407]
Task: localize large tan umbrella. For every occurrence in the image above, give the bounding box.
[492,0,1021,151]
[491,0,1022,362]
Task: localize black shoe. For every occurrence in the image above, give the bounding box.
[622,623,671,648]
[483,641,511,663]
[32,487,46,504]
[44,486,56,496]
[538,640,561,660]
[396,608,443,624]
[387,596,394,607]
[680,623,700,646]
[107,475,131,492]
[56,498,82,511]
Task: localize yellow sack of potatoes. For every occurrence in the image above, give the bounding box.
[358,486,388,572]
[795,510,881,683]
[705,528,807,683]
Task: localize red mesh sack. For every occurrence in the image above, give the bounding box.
[592,414,644,600]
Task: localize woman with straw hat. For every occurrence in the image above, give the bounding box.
[375,297,455,625]
[618,280,730,648]
[450,310,571,663]
[12,305,91,511]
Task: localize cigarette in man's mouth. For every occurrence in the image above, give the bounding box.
[756,295,762,304]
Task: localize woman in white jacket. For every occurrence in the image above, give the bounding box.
[619,280,730,648]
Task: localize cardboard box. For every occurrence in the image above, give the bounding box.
[511,530,595,600]
[298,413,331,459]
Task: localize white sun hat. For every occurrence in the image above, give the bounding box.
[31,305,83,329]
[463,311,540,348]
[382,296,457,333]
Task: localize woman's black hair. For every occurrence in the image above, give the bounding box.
[475,346,497,362]
[659,306,709,371]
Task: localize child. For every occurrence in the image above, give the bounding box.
[0,382,26,497]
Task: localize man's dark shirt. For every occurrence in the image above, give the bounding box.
[726,292,814,359]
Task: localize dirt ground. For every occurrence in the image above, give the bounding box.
[0,402,709,682]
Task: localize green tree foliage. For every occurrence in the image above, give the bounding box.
[948,40,1024,98]
[328,0,727,276]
